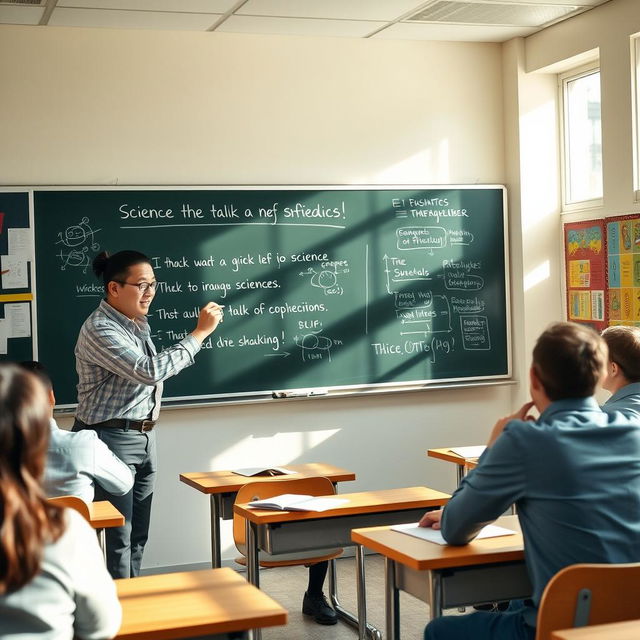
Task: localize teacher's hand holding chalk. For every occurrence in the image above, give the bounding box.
[191,302,225,344]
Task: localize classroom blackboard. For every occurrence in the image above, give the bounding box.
[33,186,509,407]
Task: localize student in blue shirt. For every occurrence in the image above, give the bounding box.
[19,361,133,505]
[601,325,640,416]
[420,322,640,640]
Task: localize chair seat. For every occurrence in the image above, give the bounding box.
[235,541,343,567]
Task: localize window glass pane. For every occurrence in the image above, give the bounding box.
[635,38,640,193]
[564,70,602,204]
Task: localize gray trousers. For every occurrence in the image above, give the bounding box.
[73,421,157,579]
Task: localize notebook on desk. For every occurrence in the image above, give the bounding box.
[391,522,515,545]
[231,467,295,477]
[247,493,348,512]
[449,446,486,459]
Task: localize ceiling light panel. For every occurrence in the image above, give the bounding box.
[237,0,426,21]
[217,15,387,38]
[57,0,236,11]
[49,7,220,29]
[407,1,581,27]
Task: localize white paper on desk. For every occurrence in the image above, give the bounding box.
[391,522,516,545]
[232,467,295,477]
[0,320,8,354]
[1,255,28,289]
[8,228,33,259]
[449,446,486,459]
[5,302,31,338]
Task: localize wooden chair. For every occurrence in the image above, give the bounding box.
[536,563,640,640]
[234,476,343,567]
[47,495,91,522]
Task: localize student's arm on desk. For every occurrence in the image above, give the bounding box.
[86,431,134,496]
[436,416,529,545]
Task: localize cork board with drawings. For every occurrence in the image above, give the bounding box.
[564,220,607,331]
[605,214,640,326]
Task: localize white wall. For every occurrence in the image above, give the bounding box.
[0,25,514,570]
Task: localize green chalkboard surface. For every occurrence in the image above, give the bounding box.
[33,186,509,407]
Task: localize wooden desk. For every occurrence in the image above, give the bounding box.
[427,448,480,485]
[115,567,287,640]
[352,515,531,640]
[180,462,356,568]
[89,500,125,557]
[551,620,640,640]
[236,486,450,640]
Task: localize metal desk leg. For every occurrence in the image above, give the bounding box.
[210,494,222,568]
[456,464,465,486]
[385,557,400,640]
[97,529,106,563]
[245,520,261,640]
[340,547,380,640]
[430,572,443,619]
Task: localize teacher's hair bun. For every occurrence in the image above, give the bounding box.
[92,251,111,278]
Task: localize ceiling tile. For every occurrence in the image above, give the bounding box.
[48,8,220,30]
[57,0,236,11]
[237,0,426,21]
[217,15,387,38]
[373,21,537,42]
[0,6,45,25]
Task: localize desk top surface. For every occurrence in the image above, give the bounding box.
[352,514,523,570]
[427,448,480,468]
[115,567,287,640]
[88,500,125,529]
[235,486,450,524]
[550,620,640,640]
[179,462,356,494]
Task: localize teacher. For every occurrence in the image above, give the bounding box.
[73,249,223,578]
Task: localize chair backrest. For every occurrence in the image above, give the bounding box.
[47,495,91,522]
[536,563,640,640]
[233,476,336,552]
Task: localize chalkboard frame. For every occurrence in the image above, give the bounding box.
[29,184,511,409]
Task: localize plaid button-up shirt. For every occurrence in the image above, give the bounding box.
[75,300,200,423]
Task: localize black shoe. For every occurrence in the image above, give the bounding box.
[302,591,338,625]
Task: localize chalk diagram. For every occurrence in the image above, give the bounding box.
[55,217,102,273]
[295,331,333,362]
[299,262,349,296]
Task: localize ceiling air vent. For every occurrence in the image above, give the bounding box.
[407,1,582,28]
[0,0,44,5]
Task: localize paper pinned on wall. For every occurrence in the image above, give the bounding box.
[8,228,33,259]
[1,255,28,289]
[5,302,31,338]
[0,319,8,354]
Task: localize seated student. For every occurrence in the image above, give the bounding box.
[19,361,133,505]
[600,326,640,415]
[0,363,121,639]
[420,322,640,640]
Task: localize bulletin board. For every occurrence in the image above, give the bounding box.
[0,190,34,361]
[563,220,607,331]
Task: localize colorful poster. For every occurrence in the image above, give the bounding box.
[564,220,607,330]
[606,214,640,327]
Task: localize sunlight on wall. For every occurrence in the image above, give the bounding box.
[519,100,559,232]
[209,428,341,470]
[352,138,451,184]
[523,260,551,291]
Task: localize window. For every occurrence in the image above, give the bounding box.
[560,65,603,210]
[633,35,640,200]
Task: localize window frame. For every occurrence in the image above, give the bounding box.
[631,34,640,202]
[559,62,603,213]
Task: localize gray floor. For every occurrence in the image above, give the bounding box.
[254,554,431,640]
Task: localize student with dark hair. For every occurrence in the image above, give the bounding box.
[420,322,640,640]
[19,360,133,504]
[601,325,640,415]
[73,249,224,579]
[0,363,120,639]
